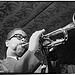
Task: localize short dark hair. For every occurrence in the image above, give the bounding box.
[7,28,24,40]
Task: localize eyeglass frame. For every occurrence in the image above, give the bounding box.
[8,34,28,40]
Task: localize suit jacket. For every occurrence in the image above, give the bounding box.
[2,50,40,73]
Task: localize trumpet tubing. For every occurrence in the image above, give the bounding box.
[43,13,75,38]
[22,13,75,48]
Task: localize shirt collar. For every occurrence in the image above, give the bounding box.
[7,56,17,60]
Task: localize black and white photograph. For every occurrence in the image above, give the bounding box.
[0,1,75,74]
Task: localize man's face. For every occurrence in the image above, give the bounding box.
[6,30,28,57]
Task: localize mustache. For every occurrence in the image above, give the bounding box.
[18,42,28,48]
[21,43,28,47]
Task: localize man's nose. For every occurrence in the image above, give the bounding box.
[22,38,28,42]
[21,38,25,41]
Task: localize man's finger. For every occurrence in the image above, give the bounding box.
[38,29,45,35]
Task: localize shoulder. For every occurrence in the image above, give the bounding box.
[0,59,9,73]
[2,58,17,72]
[0,58,18,73]
[3,57,17,67]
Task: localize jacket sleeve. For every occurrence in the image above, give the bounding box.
[14,50,41,73]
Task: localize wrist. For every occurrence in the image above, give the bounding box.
[28,49,35,54]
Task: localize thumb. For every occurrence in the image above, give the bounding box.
[38,29,45,36]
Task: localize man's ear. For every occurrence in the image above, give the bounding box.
[5,40,9,47]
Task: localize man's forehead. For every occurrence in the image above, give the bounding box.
[12,30,27,36]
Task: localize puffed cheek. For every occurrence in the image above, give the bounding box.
[10,43,18,49]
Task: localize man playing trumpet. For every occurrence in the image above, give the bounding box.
[0,28,46,73]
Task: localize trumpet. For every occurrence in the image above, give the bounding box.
[22,13,75,50]
[41,13,75,48]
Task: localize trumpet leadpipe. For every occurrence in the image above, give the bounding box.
[42,28,63,38]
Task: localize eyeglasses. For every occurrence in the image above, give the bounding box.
[8,34,28,40]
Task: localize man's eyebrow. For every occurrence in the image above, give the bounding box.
[14,34,27,37]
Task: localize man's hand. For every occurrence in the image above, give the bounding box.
[28,29,45,54]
